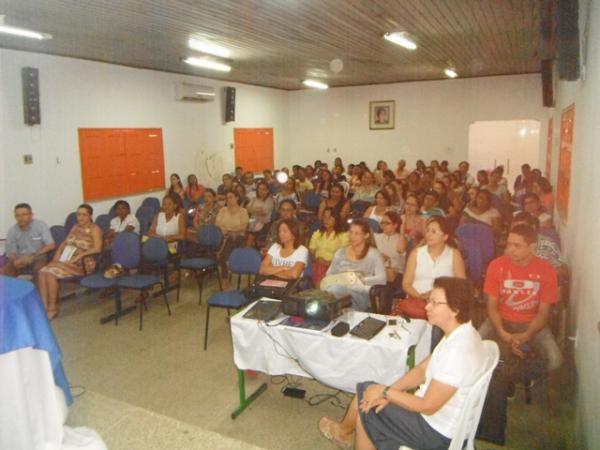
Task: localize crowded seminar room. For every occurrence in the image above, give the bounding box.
[1,1,599,449]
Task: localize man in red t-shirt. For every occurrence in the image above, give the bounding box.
[480,224,562,371]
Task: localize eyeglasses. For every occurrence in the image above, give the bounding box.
[426,300,448,307]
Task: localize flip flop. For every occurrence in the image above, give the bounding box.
[318,417,352,450]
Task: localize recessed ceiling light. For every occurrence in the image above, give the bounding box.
[383,32,417,50]
[188,38,230,58]
[444,68,458,78]
[302,79,329,90]
[183,57,231,72]
[0,24,52,40]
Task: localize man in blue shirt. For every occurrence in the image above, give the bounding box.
[2,203,55,281]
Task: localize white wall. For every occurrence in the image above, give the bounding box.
[0,49,288,235]
[285,74,548,170]
[550,1,600,448]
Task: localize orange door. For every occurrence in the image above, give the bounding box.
[234,128,274,173]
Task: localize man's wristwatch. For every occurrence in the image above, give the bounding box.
[382,386,390,399]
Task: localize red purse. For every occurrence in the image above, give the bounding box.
[390,297,428,320]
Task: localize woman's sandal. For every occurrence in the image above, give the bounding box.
[318,417,352,450]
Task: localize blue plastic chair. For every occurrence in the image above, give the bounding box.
[64,212,77,232]
[179,225,223,304]
[458,237,485,283]
[141,197,161,215]
[135,206,155,236]
[303,191,321,212]
[204,247,262,350]
[50,225,67,248]
[80,232,140,325]
[95,214,111,234]
[117,237,173,330]
[456,223,495,267]
[350,200,370,218]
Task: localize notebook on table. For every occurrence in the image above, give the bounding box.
[243,300,282,321]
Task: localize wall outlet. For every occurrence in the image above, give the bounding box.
[23,154,33,164]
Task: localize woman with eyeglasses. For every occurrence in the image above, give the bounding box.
[38,204,102,319]
[399,193,427,245]
[319,277,486,450]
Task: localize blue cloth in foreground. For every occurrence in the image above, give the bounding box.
[0,276,73,405]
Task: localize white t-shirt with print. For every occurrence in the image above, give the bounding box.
[267,243,308,269]
[110,214,140,234]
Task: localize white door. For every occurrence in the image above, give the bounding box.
[468,120,541,189]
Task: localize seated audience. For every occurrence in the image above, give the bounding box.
[485,167,510,204]
[395,159,410,180]
[217,173,234,201]
[234,183,249,207]
[457,161,475,187]
[264,199,305,251]
[107,200,140,237]
[400,216,466,303]
[363,190,392,224]
[406,172,423,197]
[479,224,563,375]
[246,180,275,246]
[374,211,407,285]
[400,194,427,244]
[420,190,445,219]
[324,219,386,311]
[319,277,486,450]
[167,173,185,200]
[309,208,349,286]
[187,189,221,241]
[38,204,102,319]
[241,172,256,198]
[475,170,489,189]
[185,174,205,202]
[519,193,552,228]
[215,191,250,280]
[432,181,451,213]
[383,182,404,214]
[259,219,308,280]
[295,167,315,195]
[533,177,554,214]
[373,160,389,186]
[318,183,350,222]
[2,203,55,280]
[349,165,363,189]
[275,178,299,205]
[148,194,186,250]
[315,169,334,199]
[352,171,379,203]
[460,189,502,234]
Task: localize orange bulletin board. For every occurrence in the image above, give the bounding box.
[546,118,553,178]
[78,128,165,201]
[557,105,575,222]
[234,128,274,173]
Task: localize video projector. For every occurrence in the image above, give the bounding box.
[282,289,351,321]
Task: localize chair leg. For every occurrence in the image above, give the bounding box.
[160,283,171,316]
[196,271,204,305]
[114,288,122,326]
[139,290,145,331]
[216,268,223,291]
[204,304,211,351]
[176,266,181,303]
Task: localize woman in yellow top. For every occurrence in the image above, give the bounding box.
[309,208,349,287]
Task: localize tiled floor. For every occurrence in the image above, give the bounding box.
[53,276,578,449]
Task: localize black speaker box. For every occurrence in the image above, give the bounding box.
[225,87,236,122]
[22,67,41,125]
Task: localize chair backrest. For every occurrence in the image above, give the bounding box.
[95,214,111,233]
[303,192,321,211]
[308,221,321,238]
[50,225,67,247]
[448,340,500,450]
[136,206,155,235]
[351,200,370,215]
[197,224,224,252]
[64,211,77,231]
[108,204,118,219]
[142,237,169,263]
[141,197,161,214]
[455,223,494,265]
[458,237,485,282]
[367,218,381,233]
[228,248,262,275]
[111,231,141,269]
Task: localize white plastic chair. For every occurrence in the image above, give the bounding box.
[400,340,500,450]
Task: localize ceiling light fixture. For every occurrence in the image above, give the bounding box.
[383,32,417,50]
[444,68,458,78]
[183,57,231,72]
[302,79,329,90]
[0,24,52,40]
[188,38,231,58]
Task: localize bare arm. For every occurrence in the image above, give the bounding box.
[452,248,467,279]
[486,294,511,343]
[165,214,186,242]
[402,250,426,299]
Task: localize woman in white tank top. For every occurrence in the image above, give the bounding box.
[402,217,466,300]
[363,190,391,224]
[149,194,186,242]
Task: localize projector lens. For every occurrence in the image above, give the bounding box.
[306,300,319,316]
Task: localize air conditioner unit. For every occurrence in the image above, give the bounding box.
[175,82,216,102]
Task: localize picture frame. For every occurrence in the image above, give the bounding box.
[369,100,395,130]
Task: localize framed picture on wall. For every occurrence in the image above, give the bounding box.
[369,100,395,130]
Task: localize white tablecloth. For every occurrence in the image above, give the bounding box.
[231,299,432,393]
[0,347,107,450]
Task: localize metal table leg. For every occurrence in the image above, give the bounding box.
[231,369,267,419]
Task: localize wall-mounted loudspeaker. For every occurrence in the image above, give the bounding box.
[22,67,41,125]
[225,87,236,122]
